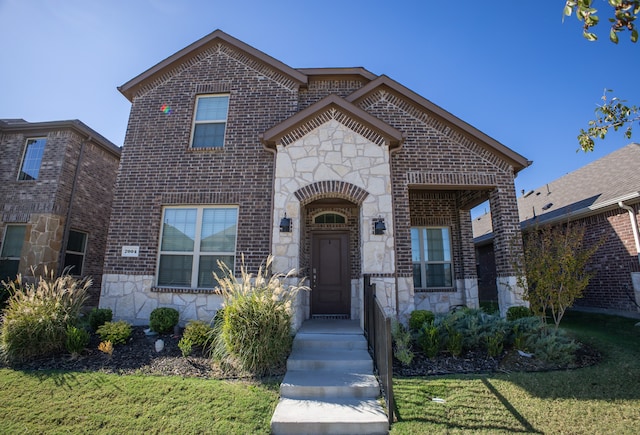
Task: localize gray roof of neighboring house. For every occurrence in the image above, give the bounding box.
[473,143,640,243]
[0,118,121,157]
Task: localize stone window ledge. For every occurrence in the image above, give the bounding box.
[151,286,221,295]
[415,288,456,293]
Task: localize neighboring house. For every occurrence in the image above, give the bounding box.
[100,29,530,327]
[473,143,640,315]
[0,119,121,305]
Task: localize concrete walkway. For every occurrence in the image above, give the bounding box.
[270,320,389,435]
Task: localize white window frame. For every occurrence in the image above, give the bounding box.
[63,230,88,276]
[189,94,230,149]
[157,205,238,288]
[411,226,454,289]
[18,137,47,181]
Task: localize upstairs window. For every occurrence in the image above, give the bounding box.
[63,230,87,275]
[18,138,46,180]
[190,95,229,148]
[158,206,238,288]
[411,227,453,289]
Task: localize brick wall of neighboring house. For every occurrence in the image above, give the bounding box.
[103,43,300,277]
[0,124,120,304]
[576,206,640,312]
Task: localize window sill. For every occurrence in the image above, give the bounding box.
[151,286,221,295]
[415,287,456,293]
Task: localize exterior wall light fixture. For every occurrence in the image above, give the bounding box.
[373,216,386,235]
[280,213,292,232]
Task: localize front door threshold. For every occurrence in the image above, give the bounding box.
[311,314,350,320]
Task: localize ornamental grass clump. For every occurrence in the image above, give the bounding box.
[211,255,309,375]
[0,269,90,363]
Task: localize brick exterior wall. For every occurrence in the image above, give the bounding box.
[576,207,640,312]
[0,124,120,304]
[103,35,525,321]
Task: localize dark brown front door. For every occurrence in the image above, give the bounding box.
[311,233,350,317]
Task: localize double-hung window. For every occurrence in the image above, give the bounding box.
[411,227,453,289]
[63,230,87,275]
[190,95,229,148]
[158,206,238,288]
[0,225,26,281]
[18,138,47,180]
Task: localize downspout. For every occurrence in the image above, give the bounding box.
[618,201,640,266]
[58,136,90,276]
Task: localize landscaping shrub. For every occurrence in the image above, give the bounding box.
[507,305,533,321]
[408,310,435,331]
[391,320,414,365]
[444,308,509,352]
[182,320,213,349]
[211,255,308,375]
[87,308,113,332]
[417,323,441,358]
[178,337,193,357]
[65,325,90,357]
[486,332,504,357]
[149,307,179,334]
[96,321,132,345]
[0,270,90,363]
[445,324,464,357]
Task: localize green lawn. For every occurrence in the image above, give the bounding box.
[0,370,280,434]
[1,311,638,434]
[391,311,640,434]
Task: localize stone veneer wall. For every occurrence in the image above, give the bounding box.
[20,214,64,276]
[100,274,223,326]
[271,119,397,319]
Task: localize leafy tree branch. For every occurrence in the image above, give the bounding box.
[578,89,640,151]
[564,0,639,43]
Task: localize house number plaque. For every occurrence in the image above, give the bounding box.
[121,246,140,257]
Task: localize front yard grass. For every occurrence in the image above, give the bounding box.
[0,370,280,434]
[391,311,640,434]
[1,311,638,434]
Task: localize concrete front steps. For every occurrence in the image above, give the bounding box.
[270,320,389,435]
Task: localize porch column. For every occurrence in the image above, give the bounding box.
[458,209,479,309]
[489,177,528,316]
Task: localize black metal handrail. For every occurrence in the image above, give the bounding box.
[363,274,394,427]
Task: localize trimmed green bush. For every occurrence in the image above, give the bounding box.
[507,305,533,321]
[183,320,213,349]
[408,310,435,331]
[149,307,179,334]
[87,308,113,332]
[96,321,132,345]
[0,270,90,363]
[212,255,308,375]
[65,325,90,357]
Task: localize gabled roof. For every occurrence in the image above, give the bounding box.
[347,75,531,173]
[473,143,640,242]
[0,118,121,157]
[298,67,378,81]
[118,29,308,101]
[260,94,403,149]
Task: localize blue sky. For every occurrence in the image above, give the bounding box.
[1,0,639,204]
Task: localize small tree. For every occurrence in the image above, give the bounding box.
[515,223,602,329]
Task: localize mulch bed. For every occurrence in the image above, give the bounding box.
[1,327,601,379]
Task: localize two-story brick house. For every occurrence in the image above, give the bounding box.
[100,30,530,327]
[0,119,121,304]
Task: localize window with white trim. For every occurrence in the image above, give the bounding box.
[158,206,237,288]
[18,138,47,180]
[0,225,26,281]
[190,95,229,148]
[411,227,453,289]
[63,230,87,275]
